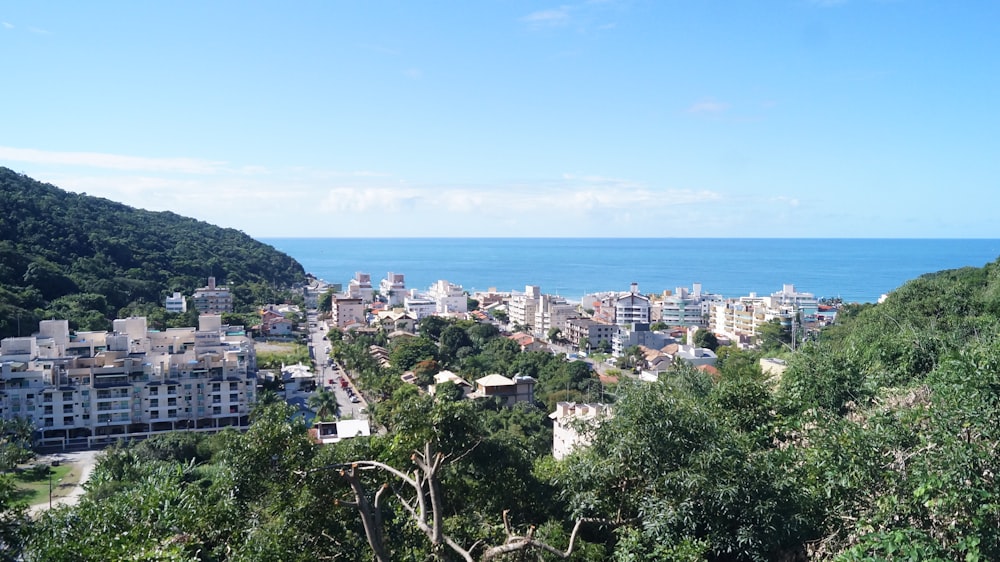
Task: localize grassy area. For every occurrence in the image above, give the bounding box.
[10,462,80,506]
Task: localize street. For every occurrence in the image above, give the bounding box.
[305,311,367,420]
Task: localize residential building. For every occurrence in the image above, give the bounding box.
[330,296,365,328]
[427,280,468,314]
[612,324,671,356]
[549,402,612,460]
[404,290,437,320]
[653,284,723,327]
[470,374,536,406]
[596,284,650,326]
[535,294,578,339]
[564,317,617,351]
[347,272,374,304]
[508,285,540,331]
[0,315,256,449]
[379,272,407,307]
[192,277,233,314]
[770,284,820,322]
[165,292,187,314]
[376,309,418,333]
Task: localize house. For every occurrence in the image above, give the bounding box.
[428,280,468,314]
[549,402,612,460]
[508,332,549,353]
[377,309,418,333]
[310,419,372,445]
[261,316,293,337]
[429,370,474,398]
[471,374,536,406]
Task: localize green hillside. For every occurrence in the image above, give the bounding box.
[0,167,305,337]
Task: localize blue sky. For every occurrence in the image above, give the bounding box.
[2,1,998,238]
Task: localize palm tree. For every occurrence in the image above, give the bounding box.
[308,388,340,421]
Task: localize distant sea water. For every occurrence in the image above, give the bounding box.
[259,238,1000,304]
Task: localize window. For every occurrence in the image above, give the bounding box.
[63,405,73,413]
[211,383,221,392]
[229,393,238,402]
[167,398,177,406]
[63,416,73,425]
[229,382,238,390]
[150,399,159,407]
[212,406,221,415]
[63,391,73,401]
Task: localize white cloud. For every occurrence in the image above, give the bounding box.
[403,67,423,79]
[27,26,49,34]
[522,6,573,26]
[687,99,731,114]
[0,146,228,174]
[2,22,13,29]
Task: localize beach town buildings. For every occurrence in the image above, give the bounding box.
[710,285,818,345]
[379,272,406,307]
[651,284,724,327]
[347,272,374,304]
[192,277,233,314]
[549,402,612,460]
[593,284,651,327]
[404,290,438,320]
[564,318,618,351]
[165,292,187,314]
[427,280,468,314]
[508,285,541,331]
[470,374,536,406]
[330,296,365,328]
[0,315,256,449]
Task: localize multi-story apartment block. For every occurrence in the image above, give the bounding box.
[165,292,187,313]
[769,284,819,322]
[403,289,438,320]
[0,315,256,449]
[330,296,365,328]
[347,272,374,304]
[596,284,651,326]
[534,294,578,339]
[611,323,671,356]
[564,317,618,351]
[379,272,406,307]
[508,285,540,331]
[710,286,808,345]
[427,280,468,314]
[192,277,233,314]
[653,284,724,327]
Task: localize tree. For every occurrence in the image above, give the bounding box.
[0,418,34,472]
[307,388,340,421]
[547,327,562,343]
[491,309,508,324]
[389,336,438,372]
[649,321,668,331]
[693,328,719,351]
[306,441,585,562]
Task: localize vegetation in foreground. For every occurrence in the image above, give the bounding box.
[4,257,1000,559]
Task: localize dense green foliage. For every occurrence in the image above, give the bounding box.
[9,257,1000,560]
[0,168,305,337]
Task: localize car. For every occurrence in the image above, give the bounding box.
[350,396,361,403]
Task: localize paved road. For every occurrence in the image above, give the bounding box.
[305,311,367,420]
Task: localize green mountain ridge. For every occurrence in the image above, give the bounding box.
[0,167,306,337]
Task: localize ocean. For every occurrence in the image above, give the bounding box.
[258,238,1000,304]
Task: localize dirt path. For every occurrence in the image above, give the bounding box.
[27,450,101,517]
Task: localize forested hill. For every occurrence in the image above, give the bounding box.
[0,167,306,337]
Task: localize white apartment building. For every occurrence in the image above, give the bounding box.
[0,315,256,449]
[165,292,187,313]
[347,272,374,304]
[769,284,819,321]
[654,284,723,327]
[404,290,437,320]
[192,277,233,314]
[596,284,651,326]
[379,272,406,307]
[427,280,468,314]
[549,402,612,460]
[508,285,540,331]
[710,287,805,344]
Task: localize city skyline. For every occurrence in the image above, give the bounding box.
[2,1,999,238]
